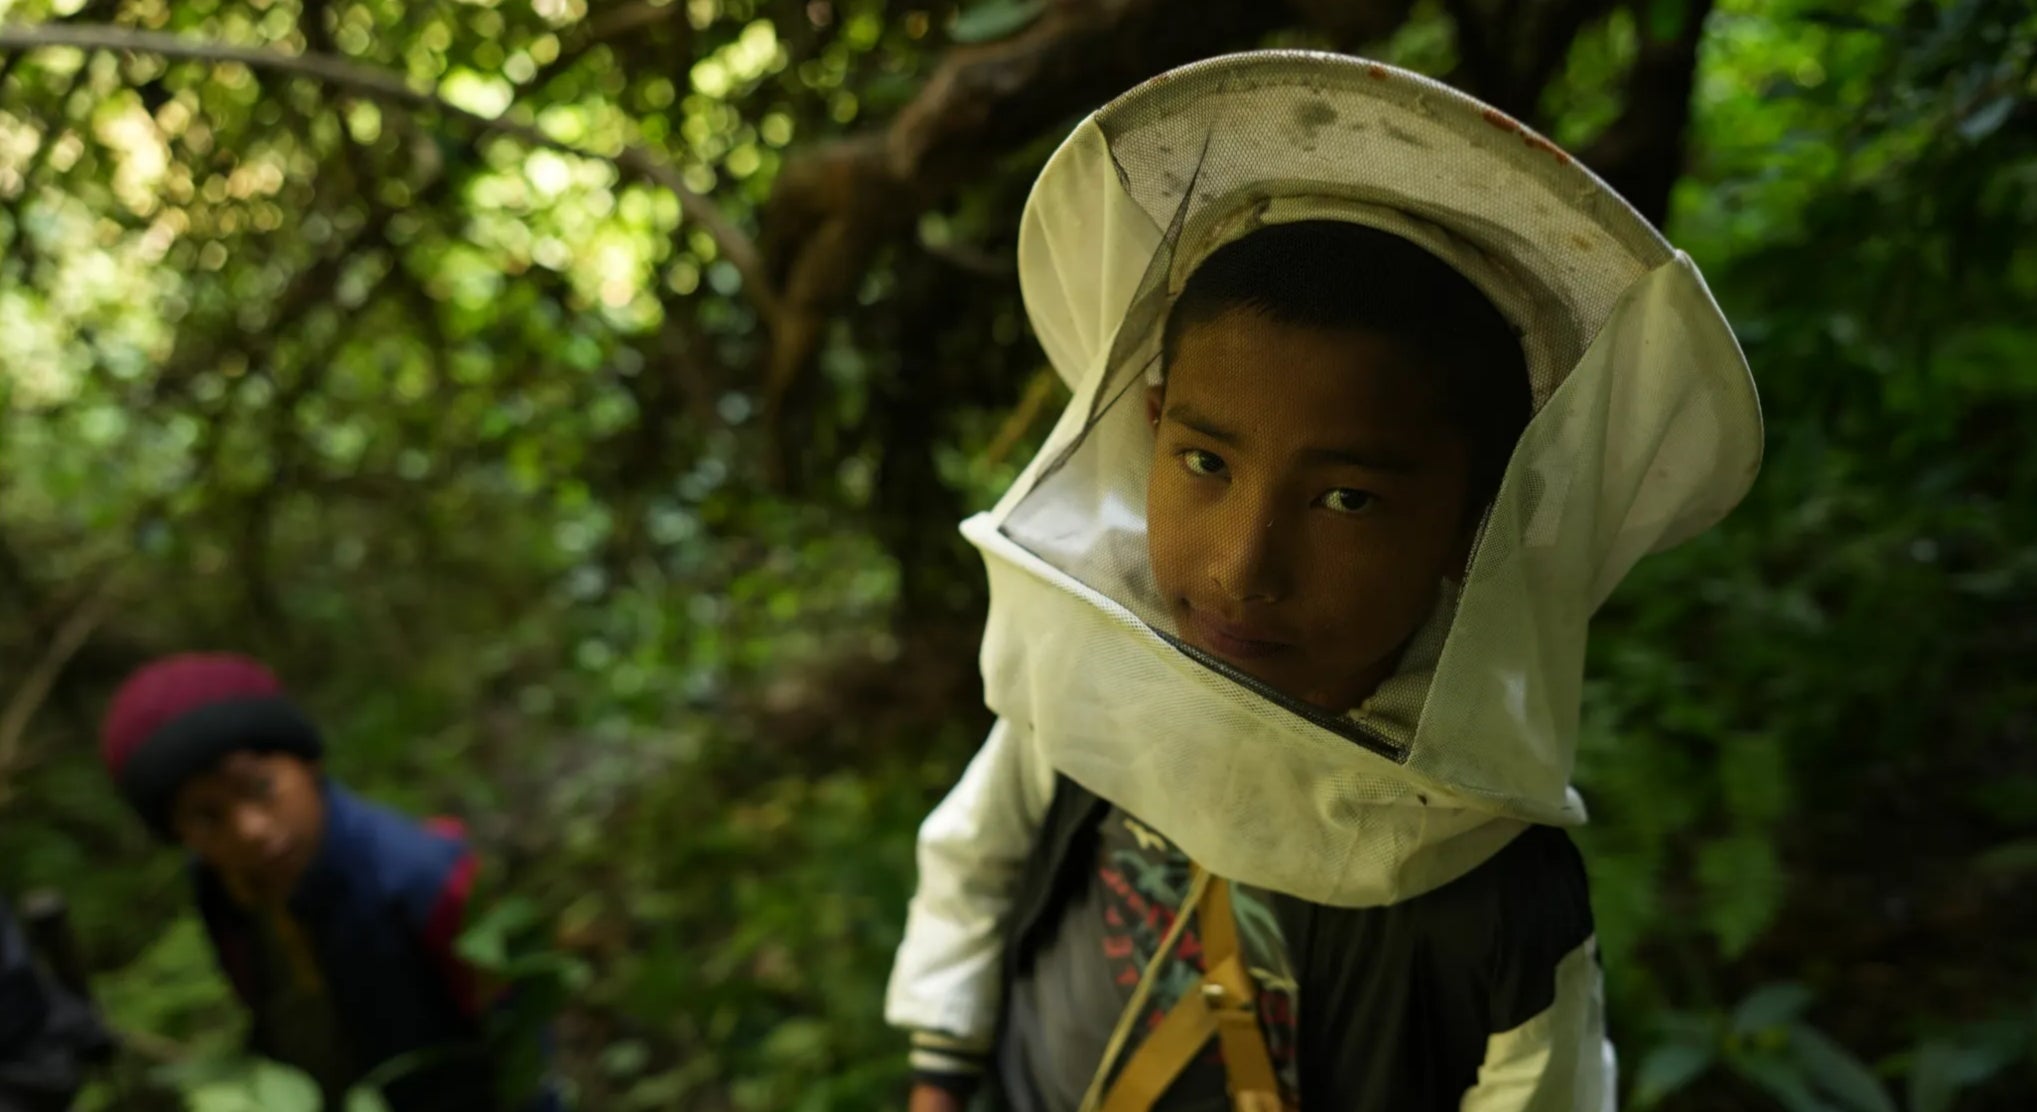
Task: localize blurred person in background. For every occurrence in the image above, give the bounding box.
[98,652,563,1112]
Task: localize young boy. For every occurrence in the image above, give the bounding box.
[888,52,1762,1111]
[99,653,561,1111]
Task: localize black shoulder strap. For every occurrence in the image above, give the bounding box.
[1005,775,1111,983]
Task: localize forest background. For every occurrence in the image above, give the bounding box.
[0,0,2033,1109]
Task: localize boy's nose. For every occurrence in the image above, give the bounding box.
[1209,494,1290,603]
[229,803,279,852]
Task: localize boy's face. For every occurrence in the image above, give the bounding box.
[1147,308,1475,712]
[169,751,326,903]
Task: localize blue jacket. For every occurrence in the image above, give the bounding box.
[193,782,558,1112]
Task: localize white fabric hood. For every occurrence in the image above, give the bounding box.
[962,51,1764,907]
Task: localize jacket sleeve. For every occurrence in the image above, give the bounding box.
[416,818,485,1021]
[1457,934,1617,1112]
[1457,827,1614,1112]
[884,716,1056,1086]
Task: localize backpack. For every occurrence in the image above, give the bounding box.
[0,894,115,1112]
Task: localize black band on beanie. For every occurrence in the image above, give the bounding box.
[117,695,323,838]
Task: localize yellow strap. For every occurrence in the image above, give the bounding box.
[1077,866,1212,1112]
[1201,877,1280,1104]
[1085,869,1283,1112]
[268,909,325,996]
[1096,962,1222,1112]
[222,870,324,997]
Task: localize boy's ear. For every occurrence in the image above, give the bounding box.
[1145,384,1164,428]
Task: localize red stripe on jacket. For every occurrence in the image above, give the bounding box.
[421,816,482,1019]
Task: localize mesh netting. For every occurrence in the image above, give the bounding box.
[967,53,1762,906]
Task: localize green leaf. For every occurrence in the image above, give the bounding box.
[1970,775,2037,824]
[1907,1033,2023,1112]
[354,1043,472,1094]
[1797,8,1896,33]
[1733,983,1815,1036]
[1735,1051,1840,1112]
[603,1039,652,1078]
[949,0,1046,44]
[1698,835,1786,957]
[455,896,542,972]
[185,1061,324,1112]
[1957,95,2017,142]
[1645,0,1690,41]
[1632,1037,1716,1107]
[345,1086,395,1112]
[1972,837,2037,878]
[1719,731,1791,826]
[761,1018,832,1066]
[1908,1044,1960,1112]
[1788,1024,1897,1112]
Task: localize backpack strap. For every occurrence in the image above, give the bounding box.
[1087,866,1284,1112]
[1199,875,1281,1109]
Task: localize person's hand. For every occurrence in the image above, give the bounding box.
[908,1082,966,1112]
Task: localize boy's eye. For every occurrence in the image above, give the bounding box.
[1319,488,1376,514]
[1179,449,1227,477]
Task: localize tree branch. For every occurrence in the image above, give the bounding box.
[1286,0,1422,49]
[980,367,1063,468]
[298,0,335,56]
[0,581,117,802]
[0,22,780,325]
[1578,0,1717,226]
[1440,0,1500,103]
[0,0,118,90]
[757,0,1407,485]
[922,236,1017,279]
[153,95,468,410]
[1443,0,1622,125]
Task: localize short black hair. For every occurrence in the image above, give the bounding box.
[1160,220,1532,516]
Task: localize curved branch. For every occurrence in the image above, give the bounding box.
[0,0,118,89]
[755,0,1349,486]
[980,368,1062,469]
[0,580,116,800]
[1577,0,1716,227]
[0,22,781,325]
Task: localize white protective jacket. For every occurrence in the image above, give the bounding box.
[887,51,1764,1110]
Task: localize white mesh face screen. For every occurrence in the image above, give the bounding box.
[969,53,1764,907]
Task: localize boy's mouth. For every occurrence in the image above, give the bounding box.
[251,841,304,884]
[1182,606,1292,661]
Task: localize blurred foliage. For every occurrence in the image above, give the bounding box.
[0,0,2033,1109]
[1633,984,2037,1112]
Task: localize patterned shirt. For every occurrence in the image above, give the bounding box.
[1001,806,1300,1110]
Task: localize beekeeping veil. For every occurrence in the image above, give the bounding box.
[967,52,1763,908]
